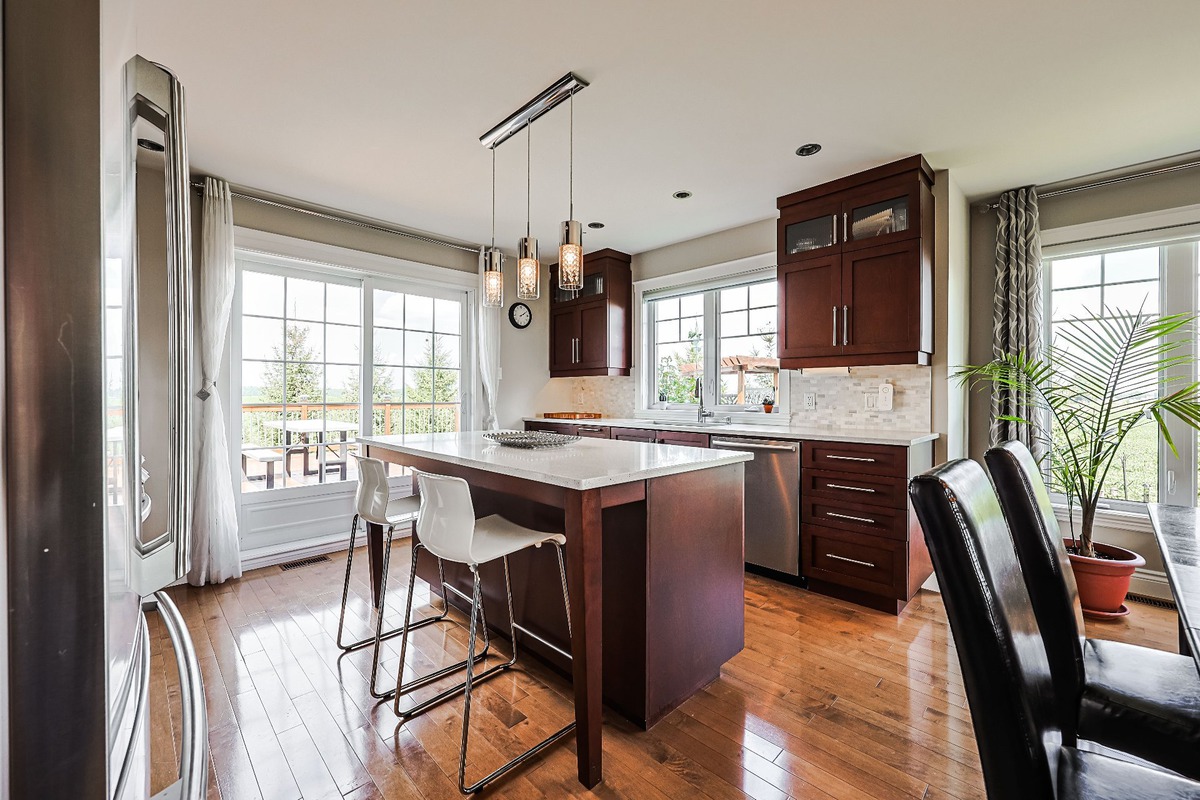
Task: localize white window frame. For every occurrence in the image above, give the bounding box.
[228,228,478,548]
[1040,204,1200,518]
[633,253,789,424]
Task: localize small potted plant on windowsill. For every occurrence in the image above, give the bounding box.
[761,395,775,414]
[959,305,1200,617]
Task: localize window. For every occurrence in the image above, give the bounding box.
[235,255,471,494]
[1042,237,1199,510]
[644,273,783,416]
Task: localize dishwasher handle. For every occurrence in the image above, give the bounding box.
[710,439,798,452]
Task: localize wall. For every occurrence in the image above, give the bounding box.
[966,165,1200,599]
[931,171,971,463]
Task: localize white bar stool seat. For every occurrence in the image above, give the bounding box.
[393,472,575,794]
[335,455,489,699]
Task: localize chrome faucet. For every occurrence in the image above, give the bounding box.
[696,378,715,423]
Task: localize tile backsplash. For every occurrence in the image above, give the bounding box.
[542,366,931,430]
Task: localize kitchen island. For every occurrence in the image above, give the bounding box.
[358,432,752,790]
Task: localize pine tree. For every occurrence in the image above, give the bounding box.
[262,324,321,404]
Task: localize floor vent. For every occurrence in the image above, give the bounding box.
[1127,592,1177,611]
[279,554,331,572]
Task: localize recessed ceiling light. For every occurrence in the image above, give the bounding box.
[587,222,605,229]
[795,143,822,157]
[137,138,165,152]
[672,190,693,200]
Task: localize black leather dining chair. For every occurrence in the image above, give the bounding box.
[909,459,1200,799]
[986,440,1200,780]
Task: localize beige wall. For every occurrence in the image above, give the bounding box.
[932,171,971,464]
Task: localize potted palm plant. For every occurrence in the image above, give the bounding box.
[959,306,1200,616]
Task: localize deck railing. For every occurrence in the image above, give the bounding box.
[240,402,461,448]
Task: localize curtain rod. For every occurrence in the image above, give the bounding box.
[976,152,1200,213]
[189,178,482,254]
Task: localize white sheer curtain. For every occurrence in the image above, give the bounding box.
[189,177,241,585]
[477,247,502,430]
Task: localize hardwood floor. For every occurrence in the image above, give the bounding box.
[148,539,1178,800]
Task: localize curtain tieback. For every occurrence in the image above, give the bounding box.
[196,378,218,401]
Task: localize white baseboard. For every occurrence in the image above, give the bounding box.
[239,528,412,573]
[1128,567,1173,602]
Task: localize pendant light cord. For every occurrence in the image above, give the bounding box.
[569,91,574,220]
[490,147,496,248]
[526,123,532,238]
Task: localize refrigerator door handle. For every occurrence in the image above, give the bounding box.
[150,591,208,800]
[127,56,194,588]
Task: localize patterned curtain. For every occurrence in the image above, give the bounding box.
[991,186,1044,456]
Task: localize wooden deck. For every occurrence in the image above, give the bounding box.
[147,538,1179,799]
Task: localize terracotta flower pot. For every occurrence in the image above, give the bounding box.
[1065,539,1145,618]
[762,403,774,414]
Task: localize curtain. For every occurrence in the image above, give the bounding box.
[991,185,1044,456]
[477,247,502,430]
[189,177,241,585]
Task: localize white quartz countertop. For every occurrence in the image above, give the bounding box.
[358,432,753,491]
[522,417,938,447]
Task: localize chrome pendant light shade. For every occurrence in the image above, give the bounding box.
[558,91,583,291]
[558,220,583,291]
[516,123,540,301]
[483,248,504,307]
[483,148,504,308]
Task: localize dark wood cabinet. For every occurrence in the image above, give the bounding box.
[654,431,709,448]
[777,156,934,369]
[548,249,632,377]
[610,426,655,443]
[799,439,933,615]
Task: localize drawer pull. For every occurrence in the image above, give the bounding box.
[826,511,876,525]
[577,426,605,432]
[826,454,876,463]
[826,553,877,569]
[826,483,875,493]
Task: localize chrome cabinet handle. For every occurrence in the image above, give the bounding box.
[826,511,876,525]
[827,553,876,569]
[832,306,837,346]
[842,304,849,346]
[152,591,208,800]
[826,454,876,462]
[826,483,876,493]
[832,216,837,245]
[577,426,605,433]
[843,212,848,241]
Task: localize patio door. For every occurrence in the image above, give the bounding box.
[230,248,474,558]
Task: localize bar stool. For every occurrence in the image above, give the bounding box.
[392,471,575,795]
[336,455,490,699]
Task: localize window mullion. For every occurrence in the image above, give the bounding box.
[1160,242,1197,505]
[704,291,718,407]
[361,278,375,437]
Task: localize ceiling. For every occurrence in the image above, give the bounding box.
[134,0,1200,256]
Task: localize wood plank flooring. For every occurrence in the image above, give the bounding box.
[148,539,1178,800]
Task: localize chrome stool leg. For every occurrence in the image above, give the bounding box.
[390,543,496,711]
[336,514,455,655]
[458,544,576,794]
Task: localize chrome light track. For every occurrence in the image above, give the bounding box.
[479,72,589,150]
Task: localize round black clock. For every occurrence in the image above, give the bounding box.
[508,302,532,329]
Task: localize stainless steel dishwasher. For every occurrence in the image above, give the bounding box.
[710,436,802,576]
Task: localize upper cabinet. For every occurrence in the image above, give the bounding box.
[548,248,632,378]
[777,156,934,369]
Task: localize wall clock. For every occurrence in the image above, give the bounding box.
[508,302,532,329]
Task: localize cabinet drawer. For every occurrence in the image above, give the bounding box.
[803,440,907,477]
[804,469,907,510]
[574,424,610,439]
[610,426,655,442]
[526,421,574,435]
[655,431,709,448]
[802,525,906,597]
[802,496,907,540]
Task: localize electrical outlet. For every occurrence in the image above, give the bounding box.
[803,392,817,410]
[863,392,877,410]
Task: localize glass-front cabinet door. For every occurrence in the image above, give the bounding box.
[841,177,920,251]
[778,198,840,263]
[550,265,606,303]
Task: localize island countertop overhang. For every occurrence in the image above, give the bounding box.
[358,431,753,491]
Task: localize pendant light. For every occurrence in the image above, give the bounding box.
[482,148,504,308]
[558,91,583,291]
[516,122,540,300]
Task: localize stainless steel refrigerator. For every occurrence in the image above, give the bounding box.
[4,1,207,797]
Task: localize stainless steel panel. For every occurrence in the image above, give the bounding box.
[710,438,801,576]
